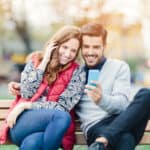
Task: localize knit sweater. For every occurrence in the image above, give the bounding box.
[75,58,131,136]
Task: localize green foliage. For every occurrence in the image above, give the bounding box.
[125,57,145,72]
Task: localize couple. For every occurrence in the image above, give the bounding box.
[0,22,150,150]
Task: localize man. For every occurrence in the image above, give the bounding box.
[75,22,150,150]
[8,22,150,150]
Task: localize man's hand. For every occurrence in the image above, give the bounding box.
[8,82,21,96]
[85,81,102,104]
[6,102,32,128]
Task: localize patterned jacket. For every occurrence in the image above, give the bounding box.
[0,58,86,150]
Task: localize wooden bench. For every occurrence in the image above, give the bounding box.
[1,100,150,145]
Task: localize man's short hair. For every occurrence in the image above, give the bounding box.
[81,22,107,45]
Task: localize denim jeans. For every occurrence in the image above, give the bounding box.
[114,133,135,150]
[87,88,150,149]
[9,109,71,150]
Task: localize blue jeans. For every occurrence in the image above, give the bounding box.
[9,109,71,150]
[87,88,150,149]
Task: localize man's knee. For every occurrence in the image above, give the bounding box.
[135,88,150,104]
[121,133,135,142]
[117,133,135,148]
[137,88,150,98]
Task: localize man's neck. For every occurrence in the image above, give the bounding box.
[86,56,106,70]
[84,56,107,84]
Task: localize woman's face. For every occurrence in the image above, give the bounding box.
[58,38,80,65]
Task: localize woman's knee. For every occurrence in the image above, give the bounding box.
[20,134,42,150]
[9,128,21,146]
[54,111,71,128]
[20,140,37,150]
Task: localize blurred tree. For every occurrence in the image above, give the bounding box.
[10,0,32,54]
[10,18,32,54]
[0,0,32,55]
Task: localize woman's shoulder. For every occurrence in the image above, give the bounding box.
[72,65,86,81]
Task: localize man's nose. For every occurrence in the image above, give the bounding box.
[87,48,93,55]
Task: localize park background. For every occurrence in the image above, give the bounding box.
[0,0,150,149]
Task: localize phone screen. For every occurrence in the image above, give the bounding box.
[87,69,100,86]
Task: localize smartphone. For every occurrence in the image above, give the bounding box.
[87,69,100,87]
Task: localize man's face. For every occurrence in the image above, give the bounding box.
[81,35,105,68]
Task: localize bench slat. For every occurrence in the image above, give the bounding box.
[0,100,12,108]
[145,121,150,131]
[74,132,150,145]
[0,109,8,119]
[75,132,86,145]
[140,134,150,145]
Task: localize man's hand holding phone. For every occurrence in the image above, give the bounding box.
[85,70,102,104]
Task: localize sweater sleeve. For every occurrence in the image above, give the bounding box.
[20,60,44,98]
[99,62,131,114]
[31,66,86,112]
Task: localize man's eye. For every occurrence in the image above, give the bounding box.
[83,45,89,48]
[94,46,101,49]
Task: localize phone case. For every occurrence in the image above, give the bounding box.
[87,69,100,86]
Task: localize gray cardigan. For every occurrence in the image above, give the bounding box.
[75,58,131,136]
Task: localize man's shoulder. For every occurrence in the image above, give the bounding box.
[103,58,130,75]
[106,58,129,67]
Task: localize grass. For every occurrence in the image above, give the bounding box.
[1,145,150,150]
[0,145,17,150]
[0,145,87,150]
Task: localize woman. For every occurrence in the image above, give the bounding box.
[0,25,86,150]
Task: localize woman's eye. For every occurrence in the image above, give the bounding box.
[63,45,68,49]
[71,49,76,53]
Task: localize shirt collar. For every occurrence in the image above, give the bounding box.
[84,56,107,83]
[84,56,107,71]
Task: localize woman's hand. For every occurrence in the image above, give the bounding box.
[8,82,21,96]
[43,41,58,62]
[6,102,32,128]
[38,41,58,71]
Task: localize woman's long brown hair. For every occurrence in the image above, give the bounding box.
[42,26,81,84]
